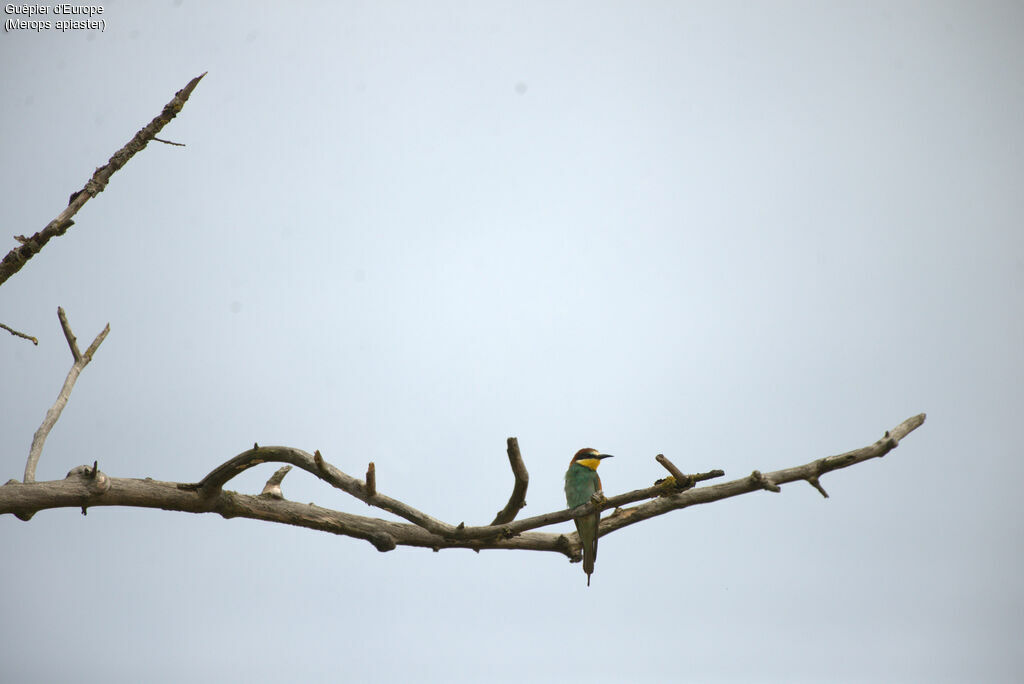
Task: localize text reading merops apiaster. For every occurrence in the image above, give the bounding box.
[4,4,105,33]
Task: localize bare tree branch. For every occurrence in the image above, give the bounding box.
[191,446,460,537]
[491,437,529,525]
[806,475,829,498]
[0,72,206,289]
[4,414,926,565]
[654,453,688,487]
[57,306,82,362]
[0,469,566,554]
[653,454,726,494]
[0,321,37,345]
[23,308,109,483]
[595,413,927,540]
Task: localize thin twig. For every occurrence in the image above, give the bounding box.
[490,437,529,525]
[655,463,725,494]
[655,453,689,488]
[24,309,110,483]
[57,306,81,361]
[691,469,726,483]
[0,72,206,288]
[0,321,37,345]
[806,475,829,498]
[153,137,185,147]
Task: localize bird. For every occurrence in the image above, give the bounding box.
[564,447,614,586]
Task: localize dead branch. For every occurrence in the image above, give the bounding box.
[491,437,529,525]
[23,308,109,484]
[192,446,459,537]
[0,469,565,554]
[0,321,37,345]
[0,72,206,289]
[596,413,927,539]
[3,414,926,563]
[654,453,691,489]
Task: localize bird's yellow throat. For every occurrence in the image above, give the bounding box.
[575,458,603,471]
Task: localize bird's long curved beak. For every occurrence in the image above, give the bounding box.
[597,454,614,459]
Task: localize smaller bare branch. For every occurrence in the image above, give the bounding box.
[153,137,186,147]
[82,327,108,361]
[598,413,928,539]
[365,462,376,498]
[806,475,829,498]
[655,453,688,487]
[694,468,726,482]
[57,307,81,360]
[491,437,530,525]
[454,481,682,541]
[195,447,459,537]
[655,465,725,495]
[24,311,110,483]
[0,72,206,288]
[0,321,37,345]
[260,466,292,499]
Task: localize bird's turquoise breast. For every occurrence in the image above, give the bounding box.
[564,463,600,508]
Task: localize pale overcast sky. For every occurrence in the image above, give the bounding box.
[2,2,1022,682]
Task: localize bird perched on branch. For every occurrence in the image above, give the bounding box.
[564,448,614,586]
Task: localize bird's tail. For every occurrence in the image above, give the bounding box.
[583,536,597,587]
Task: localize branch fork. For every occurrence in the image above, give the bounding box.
[23,308,109,484]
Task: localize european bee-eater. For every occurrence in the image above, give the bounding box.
[564,448,613,586]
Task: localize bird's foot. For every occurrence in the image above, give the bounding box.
[589,490,606,505]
